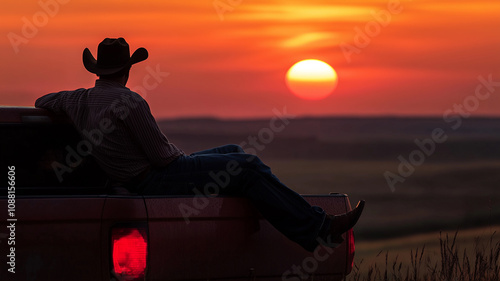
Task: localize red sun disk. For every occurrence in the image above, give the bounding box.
[286,79,338,100]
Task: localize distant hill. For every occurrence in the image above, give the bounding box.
[157,117,500,161]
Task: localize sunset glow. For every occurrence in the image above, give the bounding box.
[0,0,499,118]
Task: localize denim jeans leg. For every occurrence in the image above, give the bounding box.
[142,147,327,252]
[222,156,327,252]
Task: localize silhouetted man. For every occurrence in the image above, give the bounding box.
[35,38,365,252]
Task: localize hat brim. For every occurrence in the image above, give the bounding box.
[82,47,148,76]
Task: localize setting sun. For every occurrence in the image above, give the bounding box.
[286,59,338,100]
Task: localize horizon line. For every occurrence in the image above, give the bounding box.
[158,113,500,122]
[2,106,499,121]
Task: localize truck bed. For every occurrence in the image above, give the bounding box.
[1,194,353,281]
[0,107,355,281]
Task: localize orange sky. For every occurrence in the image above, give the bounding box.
[1,0,500,118]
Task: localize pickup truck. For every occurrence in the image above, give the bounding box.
[0,107,355,281]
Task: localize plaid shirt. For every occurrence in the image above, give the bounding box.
[35,79,184,183]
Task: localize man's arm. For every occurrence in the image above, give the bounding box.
[35,91,67,114]
[123,98,184,167]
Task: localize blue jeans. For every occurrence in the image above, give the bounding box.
[139,144,329,252]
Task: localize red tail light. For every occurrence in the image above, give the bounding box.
[111,226,148,281]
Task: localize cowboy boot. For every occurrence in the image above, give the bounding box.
[319,200,365,248]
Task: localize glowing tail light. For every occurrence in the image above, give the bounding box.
[111,226,148,281]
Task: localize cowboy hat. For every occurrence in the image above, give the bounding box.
[82,37,148,76]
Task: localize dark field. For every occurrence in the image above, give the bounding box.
[159,116,500,278]
[160,116,500,278]
[160,116,500,238]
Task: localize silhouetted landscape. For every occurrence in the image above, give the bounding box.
[159,116,500,238]
[160,116,500,279]
[159,116,500,160]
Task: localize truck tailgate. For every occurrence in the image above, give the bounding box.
[145,194,351,281]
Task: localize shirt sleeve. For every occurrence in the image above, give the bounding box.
[34,91,68,114]
[123,98,183,167]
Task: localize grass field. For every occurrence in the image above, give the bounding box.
[266,159,500,239]
[354,226,500,264]
[265,159,500,280]
[161,117,500,279]
[349,226,500,280]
